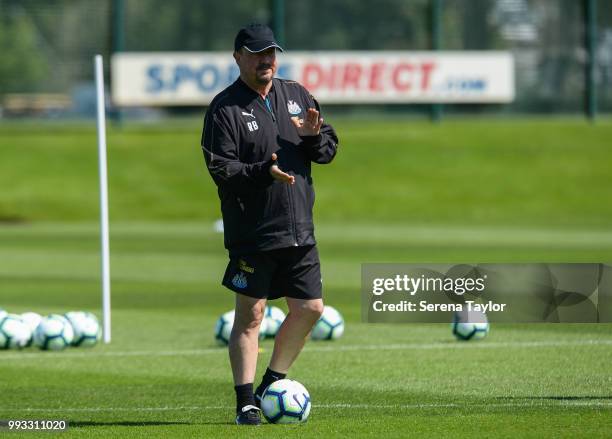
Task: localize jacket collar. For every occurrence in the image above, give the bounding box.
[236,77,276,99]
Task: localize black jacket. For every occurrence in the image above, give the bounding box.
[201,77,339,256]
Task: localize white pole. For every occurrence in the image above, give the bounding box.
[95,54,111,344]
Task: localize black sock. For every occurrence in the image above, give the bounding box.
[255,368,287,397]
[235,383,255,412]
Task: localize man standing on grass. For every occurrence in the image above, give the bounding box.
[200,23,339,425]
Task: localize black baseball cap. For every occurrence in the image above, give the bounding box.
[234,23,284,53]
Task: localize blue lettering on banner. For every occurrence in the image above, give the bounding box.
[144,63,294,95]
[146,64,239,93]
[173,64,195,90]
[227,64,240,85]
[196,65,219,91]
[276,65,291,79]
[445,78,487,92]
[146,65,165,92]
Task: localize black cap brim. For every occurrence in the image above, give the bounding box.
[242,41,284,53]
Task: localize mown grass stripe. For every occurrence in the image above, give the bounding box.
[6,400,611,413]
[1,339,610,361]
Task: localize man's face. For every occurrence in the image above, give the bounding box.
[234,47,277,86]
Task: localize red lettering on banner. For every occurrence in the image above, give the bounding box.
[301,60,438,94]
[369,62,385,91]
[302,64,325,91]
[392,63,414,91]
[342,63,362,90]
[329,64,341,89]
[420,62,435,90]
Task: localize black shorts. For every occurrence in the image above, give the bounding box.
[222,245,322,300]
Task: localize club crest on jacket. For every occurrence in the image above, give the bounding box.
[287,100,301,115]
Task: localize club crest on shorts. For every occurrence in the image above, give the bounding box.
[287,100,301,115]
[232,272,248,289]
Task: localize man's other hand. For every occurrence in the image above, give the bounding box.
[269,153,295,184]
[291,108,323,137]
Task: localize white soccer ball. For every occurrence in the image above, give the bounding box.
[261,379,311,424]
[0,308,7,320]
[21,312,43,333]
[311,305,344,340]
[64,311,101,347]
[20,312,43,347]
[34,314,74,350]
[214,310,235,346]
[214,310,267,346]
[452,310,490,341]
[0,314,32,349]
[263,305,286,338]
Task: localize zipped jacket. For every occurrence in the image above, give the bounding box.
[201,77,339,256]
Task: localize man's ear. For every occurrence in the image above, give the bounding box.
[233,50,240,62]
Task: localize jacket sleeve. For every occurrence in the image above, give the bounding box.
[299,95,339,164]
[201,108,274,194]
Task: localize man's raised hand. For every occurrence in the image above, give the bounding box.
[291,108,323,136]
[269,153,295,184]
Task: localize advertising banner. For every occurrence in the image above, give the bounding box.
[111,51,514,106]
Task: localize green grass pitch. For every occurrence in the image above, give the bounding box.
[0,119,611,437]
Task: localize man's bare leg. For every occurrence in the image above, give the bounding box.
[268,298,323,373]
[229,293,267,385]
[230,292,266,423]
[254,297,323,405]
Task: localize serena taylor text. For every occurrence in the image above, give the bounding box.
[371,300,506,313]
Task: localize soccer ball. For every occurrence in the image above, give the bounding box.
[311,305,344,340]
[0,314,32,349]
[261,379,311,424]
[214,310,267,346]
[64,311,101,347]
[452,310,489,341]
[21,312,42,333]
[0,308,7,320]
[263,305,286,338]
[214,310,235,346]
[20,312,43,347]
[34,314,74,350]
